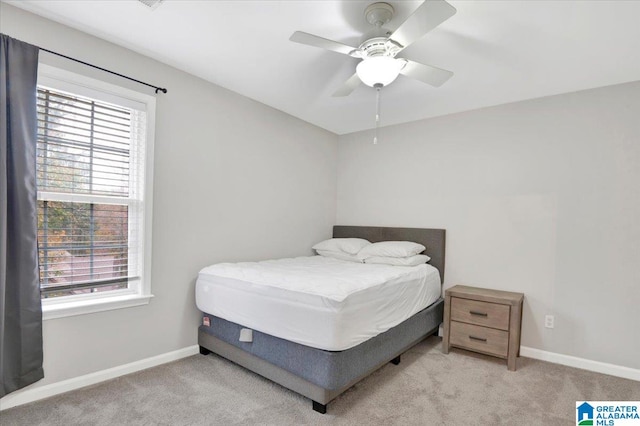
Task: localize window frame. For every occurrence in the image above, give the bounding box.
[37,64,156,320]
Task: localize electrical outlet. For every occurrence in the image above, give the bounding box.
[545,315,555,329]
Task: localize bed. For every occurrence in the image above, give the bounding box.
[196,226,446,413]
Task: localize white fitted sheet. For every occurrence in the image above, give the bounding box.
[195,256,441,351]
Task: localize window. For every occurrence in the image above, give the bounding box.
[36,65,155,319]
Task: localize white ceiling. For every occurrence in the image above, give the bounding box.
[8,0,640,135]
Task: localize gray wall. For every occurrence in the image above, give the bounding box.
[1,3,338,387]
[2,0,638,393]
[337,81,640,369]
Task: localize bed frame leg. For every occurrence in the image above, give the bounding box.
[390,355,401,365]
[312,401,327,414]
[199,345,211,355]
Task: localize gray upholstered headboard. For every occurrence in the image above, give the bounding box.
[333,226,446,284]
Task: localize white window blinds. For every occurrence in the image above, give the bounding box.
[36,86,146,298]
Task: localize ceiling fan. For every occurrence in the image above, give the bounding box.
[290,0,457,97]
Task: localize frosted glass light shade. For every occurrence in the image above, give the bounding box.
[356,56,404,87]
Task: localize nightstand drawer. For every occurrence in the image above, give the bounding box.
[449,321,509,358]
[451,297,510,330]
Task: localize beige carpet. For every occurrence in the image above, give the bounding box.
[2,337,639,425]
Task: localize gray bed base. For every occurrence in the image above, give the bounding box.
[198,225,446,414]
[198,299,443,408]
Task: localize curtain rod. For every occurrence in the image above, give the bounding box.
[40,47,168,94]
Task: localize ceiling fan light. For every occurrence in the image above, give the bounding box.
[356,56,403,87]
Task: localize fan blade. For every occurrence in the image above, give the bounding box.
[332,73,361,97]
[389,0,456,51]
[399,59,453,87]
[290,31,359,57]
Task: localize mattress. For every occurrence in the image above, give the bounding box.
[195,256,441,351]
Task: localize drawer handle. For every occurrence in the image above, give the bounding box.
[469,335,487,342]
[469,310,488,317]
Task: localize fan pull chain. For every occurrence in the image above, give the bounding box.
[374,85,381,144]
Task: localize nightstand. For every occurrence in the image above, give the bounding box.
[442,285,524,371]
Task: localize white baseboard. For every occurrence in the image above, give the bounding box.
[2,344,636,411]
[520,346,639,382]
[0,345,199,411]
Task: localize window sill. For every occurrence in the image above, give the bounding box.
[42,293,154,320]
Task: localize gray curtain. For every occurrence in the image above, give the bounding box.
[0,34,43,397]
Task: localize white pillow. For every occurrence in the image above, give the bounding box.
[357,241,426,259]
[312,238,370,255]
[316,250,363,263]
[364,254,430,266]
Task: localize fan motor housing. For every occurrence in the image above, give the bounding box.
[360,2,400,58]
[359,37,401,58]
